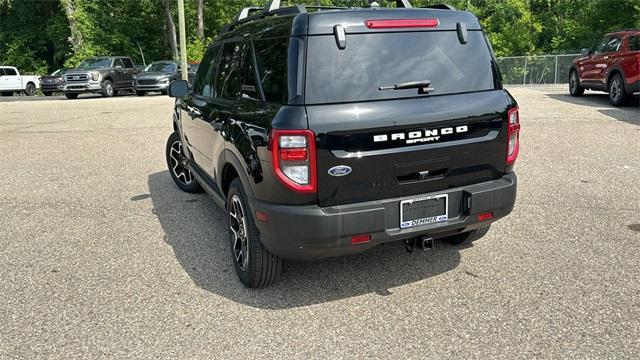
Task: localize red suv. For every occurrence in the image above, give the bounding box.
[569,29,640,106]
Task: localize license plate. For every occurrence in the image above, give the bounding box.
[400,194,448,229]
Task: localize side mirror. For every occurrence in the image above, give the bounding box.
[168,80,189,97]
[580,48,590,56]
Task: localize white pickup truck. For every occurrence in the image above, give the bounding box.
[0,66,40,96]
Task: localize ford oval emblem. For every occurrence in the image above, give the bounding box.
[328,165,352,177]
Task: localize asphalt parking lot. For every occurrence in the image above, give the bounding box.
[1,86,639,358]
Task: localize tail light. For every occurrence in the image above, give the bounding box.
[270,129,317,193]
[506,107,521,166]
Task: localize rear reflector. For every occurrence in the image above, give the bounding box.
[478,212,494,222]
[255,211,268,222]
[365,19,439,29]
[351,235,371,244]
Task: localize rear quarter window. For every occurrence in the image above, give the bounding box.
[630,36,640,51]
[253,37,288,104]
[305,31,496,104]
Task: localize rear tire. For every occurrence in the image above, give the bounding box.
[43,92,52,97]
[608,73,630,107]
[442,225,491,245]
[136,91,145,96]
[569,70,584,97]
[227,178,283,288]
[64,93,78,100]
[1,91,13,96]
[161,90,168,95]
[24,82,36,96]
[165,132,202,193]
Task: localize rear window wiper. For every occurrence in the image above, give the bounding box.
[379,80,434,94]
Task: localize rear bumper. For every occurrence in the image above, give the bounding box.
[251,172,517,260]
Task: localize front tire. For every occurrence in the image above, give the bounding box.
[165,132,202,193]
[102,80,114,98]
[1,91,13,96]
[608,73,630,106]
[227,178,283,288]
[24,83,36,96]
[64,93,78,100]
[136,91,145,96]
[43,91,52,96]
[442,225,491,245]
[569,70,584,97]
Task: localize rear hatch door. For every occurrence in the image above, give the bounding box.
[303,11,514,207]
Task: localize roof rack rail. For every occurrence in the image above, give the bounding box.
[221,2,308,35]
[305,5,348,11]
[222,0,422,35]
[423,4,456,10]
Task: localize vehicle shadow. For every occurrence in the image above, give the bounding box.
[148,171,463,309]
[546,92,639,126]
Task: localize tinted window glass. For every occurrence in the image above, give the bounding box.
[4,68,17,76]
[605,37,622,52]
[239,42,261,101]
[593,37,610,54]
[305,31,496,104]
[214,42,242,100]
[629,36,640,51]
[253,37,288,104]
[193,46,220,97]
[0,68,5,76]
[122,58,134,68]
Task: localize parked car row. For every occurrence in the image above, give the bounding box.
[570,28,640,106]
[0,66,40,96]
[1,58,197,99]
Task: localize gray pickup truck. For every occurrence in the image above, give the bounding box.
[63,56,139,99]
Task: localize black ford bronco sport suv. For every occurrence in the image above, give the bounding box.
[165,0,519,288]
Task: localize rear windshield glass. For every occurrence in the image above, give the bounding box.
[305,31,496,104]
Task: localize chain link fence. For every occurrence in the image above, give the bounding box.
[496,54,580,85]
